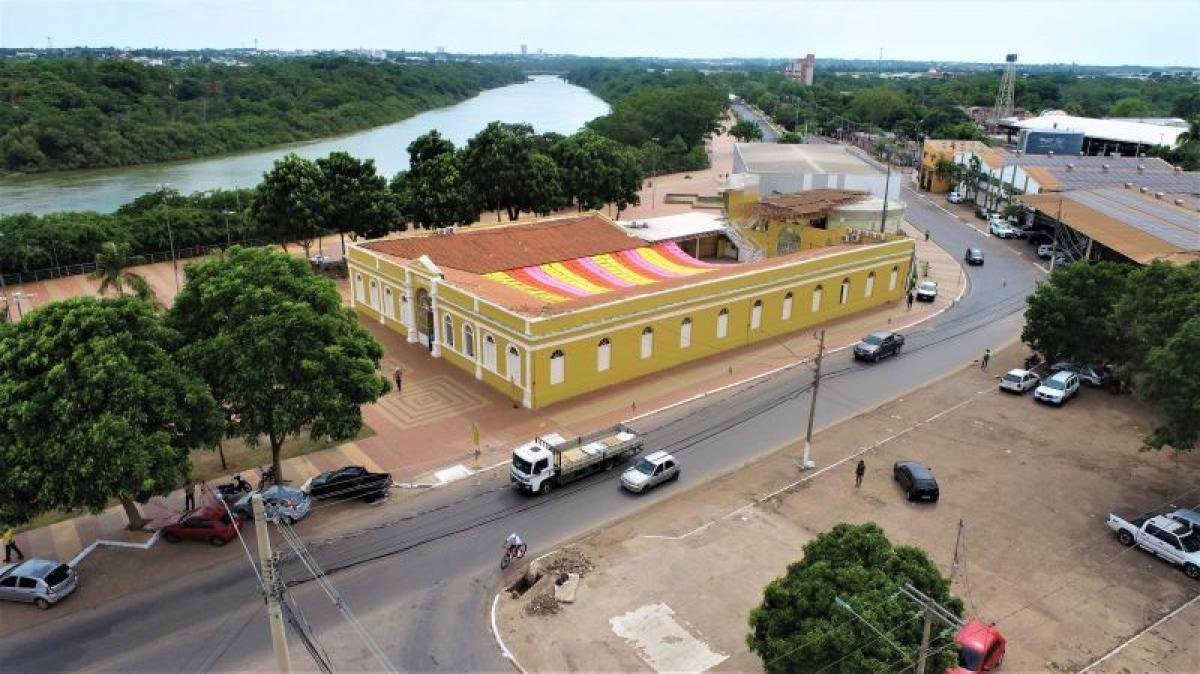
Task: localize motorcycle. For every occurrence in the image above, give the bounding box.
[1023,353,1041,370]
[213,475,252,505]
[500,543,528,570]
[257,465,277,490]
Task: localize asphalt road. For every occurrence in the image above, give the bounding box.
[0,182,1044,673]
[731,102,779,142]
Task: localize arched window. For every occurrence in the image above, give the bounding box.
[839,278,850,304]
[811,285,823,312]
[355,274,365,302]
[778,227,799,255]
[716,308,729,339]
[401,293,412,326]
[679,318,693,348]
[597,337,611,372]
[442,314,454,347]
[383,287,395,318]
[865,272,875,298]
[889,265,899,291]
[782,292,794,320]
[369,278,379,309]
[463,324,475,358]
[483,335,497,371]
[750,299,763,330]
[640,327,654,359]
[549,349,565,385]
[507,346,521,385]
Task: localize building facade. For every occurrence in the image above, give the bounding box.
[347,214,914,408]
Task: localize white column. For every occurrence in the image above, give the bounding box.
[404,269,417,344]
[429,283,441,358]
[522,347,533,408]
[474,322,483,380]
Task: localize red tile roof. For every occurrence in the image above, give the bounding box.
[361,214,646,274]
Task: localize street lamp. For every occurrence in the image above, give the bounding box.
[158,183,180,291]
[221,210,236,247]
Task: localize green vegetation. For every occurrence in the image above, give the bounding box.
[1022,260,1200,451]
[747,522,962,674]
[567,67,727,175]
[0,57,523,173]
[0,297,224,528]
[730,119,764,142]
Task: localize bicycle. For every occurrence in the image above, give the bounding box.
[500,543,527,569]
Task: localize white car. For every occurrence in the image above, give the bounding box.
[914,280,938,302]
[989,219,1017,238]
[1037,244,1054,259]
[946,191,964,204]
[999,368,1039,394]
[1034,371,1080,406]
[620,451,680,493]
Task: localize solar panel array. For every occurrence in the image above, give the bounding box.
[1067,189,1200,250]
[1055,172,1200,193]
[1007,155,1174,169]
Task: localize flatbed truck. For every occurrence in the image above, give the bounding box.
[509,423,643,495]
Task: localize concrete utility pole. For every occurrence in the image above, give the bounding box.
[898,583,965,674]
[950,518,965,582]
[253,494,293,674]
[800,328,825,469]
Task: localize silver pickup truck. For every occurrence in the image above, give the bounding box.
[1106,512,1200,580]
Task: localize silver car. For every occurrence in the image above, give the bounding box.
[0,559,78,609]
[999,369,1040,394]
[621,452,680,493]
[232,485,313,524]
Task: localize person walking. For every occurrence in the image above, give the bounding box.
[855,460,866,488]
[3,525,24,563]
[906,292,915,310]
[981,348,991,369]
[183,479,196,511]
[393,366,403,394]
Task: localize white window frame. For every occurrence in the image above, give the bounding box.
[355,274,365,303]
[716,308,729,339]
[782,292,793,320]
[889,266,899,291]
[369,278,379,309]
[401,294,412,327]
[865,272,875,298]
[597,338,611,372]
[383,287,395,318]
[549,349,565,385]
[463,324,475,358]
[679,318,692,348]
[507,346,521,385]
[750,300,763,330]
[811,286,823,313]
[840,278,850,304]
[483,334,497,371]
[442,314,454,348]
[640,327,654,359]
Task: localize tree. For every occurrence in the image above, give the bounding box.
[1137,317,1200,451]
[250,153,328,259]
[747,523,962,674]
[932,158,958,189]
[1113,261,1200,373]
[730,119,764,142]
[464,121,538,221]
[1022,261,1133,364]
[1108,96,1152,118]
[399,131,481,229]
[0,297,222,528]
[316,151,398,254]
[515,153,566,216]
[610,146,644,219]
[166,247,389,482]
[552,129,644,212]
[90,241,149,298]
[777,131,804,144]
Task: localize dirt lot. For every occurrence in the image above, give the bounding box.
[496,344,1200,673]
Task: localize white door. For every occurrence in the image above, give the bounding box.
[597,339,611,371]
[750,301,762,330]
[679,320,692,348]
[507,347,521,385]
[782,294,793,320]
[549,350,565,385]
[483,336,497,370]
[716,310,728,338]
[640,329,653,359]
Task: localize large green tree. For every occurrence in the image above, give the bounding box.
[463,121,539,221]
[730,119,764,142]
[396,131,481,229]
[516,153,566,216]
[316,151,398,253]
[1022,261,1133,365]
[250,153,328,259]
[90,240,154,301]
[1138,317,1200,451]
[166,247,389,482]
[0,297,223,528]
[747,522,962,674]
[551,129,644,212]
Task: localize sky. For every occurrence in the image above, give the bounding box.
[2,0,1198,67]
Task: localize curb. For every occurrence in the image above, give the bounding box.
[491,592,527,673]
[68,530,162,568]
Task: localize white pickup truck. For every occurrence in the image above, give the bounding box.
[510,423,644,495]
[1106,512,1200,580]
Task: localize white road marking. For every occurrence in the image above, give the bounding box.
[490,593,527,673]
[1077,591,1200,673]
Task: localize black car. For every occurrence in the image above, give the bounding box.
[853,331,905,362]
[974,204,989,219]
[964,248,985,265]
[894,461,940,502]
[302,465,392,502]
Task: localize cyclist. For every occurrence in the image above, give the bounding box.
[505,532,524,558]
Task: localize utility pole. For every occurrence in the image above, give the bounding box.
[950,518,965,582]
[880,154,892,233]
[800,329,824,469]
[916,607,934,674]
[159,183,180,291]
[253,494,293,674]
[898,583,965,674]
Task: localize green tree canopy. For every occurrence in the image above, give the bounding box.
[395,131,481,229]
[316,151,399,250]
[747,522,962,674]
[1022,260,1133,365]
[250,153,328,258]
[551,129,644,213]
[165,246,389,482]
[463,121,539,221]
[730,119,764,142]
[0,297,223,528]
[1138,317,1200,451]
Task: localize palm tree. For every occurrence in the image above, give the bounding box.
[90,242,153,301]
[1176,116,1200,145]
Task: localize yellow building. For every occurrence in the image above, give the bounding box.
[918,139,991,193]
[348,213,914,408]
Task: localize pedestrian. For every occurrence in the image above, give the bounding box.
[855,460,866,488]
[924,229,930,241]
[183,479,196,511]
[907,292,914,310]
[981,348,991,369]
[393,366,403,394]
[2,525,24,563]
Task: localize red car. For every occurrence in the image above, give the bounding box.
[948,620,1006,673]
[160,506,242,546]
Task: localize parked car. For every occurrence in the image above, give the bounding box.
[1033,371,1080,406]
[620,451,680,493]
[949,620,1007,674]
[974,205,989,219]
[999,368,1040,394]
[947,191,964,204]
[0,559,78,610]
[893,461,940,502]
[302,465,392,502]
[1169,507,1200,531]
[853,330,905,362]
[988,218,1017,238]
[915,280,938,302]
[232,485,313,525]
[160,506,242,546]
[1107,512,1200,579]
[964,248,985,265]
[1048,362,1109,387]
[1036,243,1054,259]
[1025,231,1050,246]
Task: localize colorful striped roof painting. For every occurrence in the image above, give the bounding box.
[484,242,722,304]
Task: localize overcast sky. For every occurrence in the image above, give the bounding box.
[2,0,1198,67]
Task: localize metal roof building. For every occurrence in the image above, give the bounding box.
[1011,112,1189,153]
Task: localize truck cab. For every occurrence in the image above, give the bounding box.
[510,436,563,494]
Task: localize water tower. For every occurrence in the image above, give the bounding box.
[992,53,1017,129]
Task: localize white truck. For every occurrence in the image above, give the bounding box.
[510,423,644,495]
[1106,512,1200,580]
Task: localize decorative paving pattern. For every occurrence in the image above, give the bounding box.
[375,375,488,428]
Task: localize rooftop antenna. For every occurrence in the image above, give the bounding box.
[993,53,1017,129]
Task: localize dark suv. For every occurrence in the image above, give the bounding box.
[894,461,940,502]
[854,331,905,362]
[964,248,985,265]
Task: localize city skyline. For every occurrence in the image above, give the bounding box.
[2,0,1198,67]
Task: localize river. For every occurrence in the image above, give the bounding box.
[0,75,609,215]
